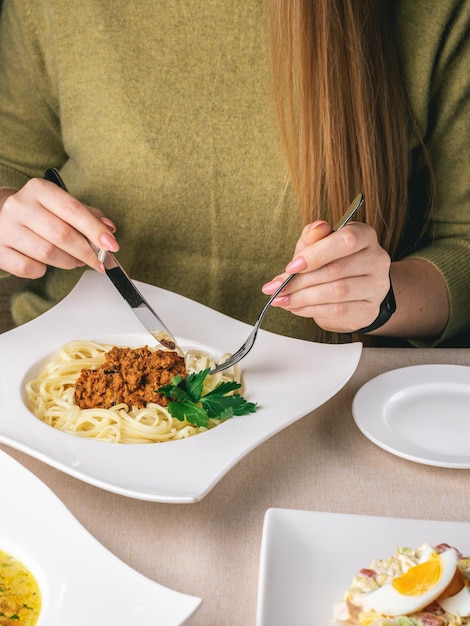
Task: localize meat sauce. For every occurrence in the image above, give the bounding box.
[74,346,186,409]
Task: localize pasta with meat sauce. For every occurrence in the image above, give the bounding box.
[25,340,240,443]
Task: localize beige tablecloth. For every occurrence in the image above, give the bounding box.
[2,348,470,625]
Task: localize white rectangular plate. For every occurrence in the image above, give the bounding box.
[256,508,470,626]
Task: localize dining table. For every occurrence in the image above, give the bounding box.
[2,346,470,625]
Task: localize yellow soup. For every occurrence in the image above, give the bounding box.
[0,550,41,626]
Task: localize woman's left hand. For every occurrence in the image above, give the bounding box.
[262,219,391,333]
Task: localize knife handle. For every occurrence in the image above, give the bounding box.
[44,168,68,190]
[44,168,109,264]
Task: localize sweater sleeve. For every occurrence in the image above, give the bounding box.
[0,0,67,188]
[399,0,470,346]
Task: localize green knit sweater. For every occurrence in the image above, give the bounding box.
[0,0,469,346]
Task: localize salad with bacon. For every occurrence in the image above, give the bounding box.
[333,543,470,626]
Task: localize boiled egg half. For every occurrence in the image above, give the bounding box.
[365,548,458,616]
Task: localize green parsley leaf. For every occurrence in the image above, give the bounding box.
[202,380,242,397]
[157,368,257,427]
[167,400,210,428]
[201,393,257,420]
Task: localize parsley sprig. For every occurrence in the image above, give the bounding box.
[157,368,257,427]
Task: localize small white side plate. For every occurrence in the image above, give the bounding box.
[0,270,361,502]
[0,449,201,626]
[352,364,470,468]
[256,508,470,626]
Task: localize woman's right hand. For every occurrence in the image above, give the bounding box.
[0,178,119,278]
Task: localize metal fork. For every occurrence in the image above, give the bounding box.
[209,193,364,374]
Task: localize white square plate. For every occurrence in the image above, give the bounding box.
[257,508,470,626]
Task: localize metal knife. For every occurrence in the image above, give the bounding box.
[97,248,178,350]
[44,168,178,351]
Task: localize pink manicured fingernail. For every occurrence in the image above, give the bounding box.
[99,231,119,251]
[286,256,307,273]
[262,278,284,294]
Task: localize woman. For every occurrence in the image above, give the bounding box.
[0,0,468,346]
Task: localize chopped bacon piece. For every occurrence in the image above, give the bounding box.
[418,612,446,626]
[435,543,464,559]
[74,346,186,409]
[358,568,377,579]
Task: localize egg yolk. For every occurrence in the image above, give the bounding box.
[392,554,441,596]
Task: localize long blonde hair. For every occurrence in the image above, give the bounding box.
[268,0,417,258]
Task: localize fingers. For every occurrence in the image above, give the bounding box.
[262,222,392,333]
[262,223,367,295]
[261,220,334,293]
[288,222,371,276]
[34,178,119,256]
[0,179,119,278]
[272,273,390,332]
[293,220,332,256]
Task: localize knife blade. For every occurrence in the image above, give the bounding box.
[44,168,178,351]
[98,249,178,350]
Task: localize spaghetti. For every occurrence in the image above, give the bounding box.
[25,340,240,443]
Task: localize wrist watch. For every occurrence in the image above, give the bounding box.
[355,279,396,334]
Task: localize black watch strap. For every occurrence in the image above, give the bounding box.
[355,280,396,334]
